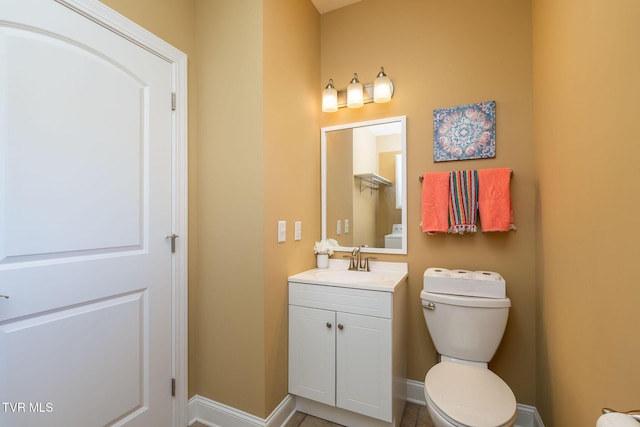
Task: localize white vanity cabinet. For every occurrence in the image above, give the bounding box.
[288,267,407,427]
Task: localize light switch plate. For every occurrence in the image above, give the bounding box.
[344,219,349,233]
[336,220,341,235]
[294,221,302,240]
[277,221,286,242]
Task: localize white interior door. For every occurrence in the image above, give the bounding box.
[0,1,179,426]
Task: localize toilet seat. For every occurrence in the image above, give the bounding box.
[424,362,516,427]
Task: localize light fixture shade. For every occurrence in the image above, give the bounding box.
[322,79,338,112]
[374,67,392,103]
[347,73,364,108]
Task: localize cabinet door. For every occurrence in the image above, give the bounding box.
[336,312,393,422]
[288,305,336,406]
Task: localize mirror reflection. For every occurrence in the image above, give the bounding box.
[321,116,407,254]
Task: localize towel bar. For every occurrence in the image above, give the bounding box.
[419,169,513,182]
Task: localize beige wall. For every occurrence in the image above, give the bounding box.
[263,0,321,414]
[321,0,536,405]
[84,0,640,424]
[192,0,267,415]
[532,0,640,425]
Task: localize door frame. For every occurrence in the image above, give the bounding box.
[56,1,189,425]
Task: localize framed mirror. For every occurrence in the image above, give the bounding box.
[321,116,407,254]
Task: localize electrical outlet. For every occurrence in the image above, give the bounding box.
[277,221,286,242]
[294,221,302,240]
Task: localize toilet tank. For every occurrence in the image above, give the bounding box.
[421,268,510,363]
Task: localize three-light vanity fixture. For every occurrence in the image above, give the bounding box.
[322,67,394,112]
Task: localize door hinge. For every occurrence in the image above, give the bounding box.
[166,234,179,253]
[171,92,176,111]
[171,378,176,397]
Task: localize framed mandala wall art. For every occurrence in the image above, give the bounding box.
[433,100,496,162]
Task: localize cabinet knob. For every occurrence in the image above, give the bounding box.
[338,324,344,330]
[326,322,332,328]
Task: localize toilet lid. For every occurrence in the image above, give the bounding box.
[425,362,516,427]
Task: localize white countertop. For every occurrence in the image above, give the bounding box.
[288,260,408,292]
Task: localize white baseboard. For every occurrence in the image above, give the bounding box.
[406,380,545,427]
[406,379,427,405]
[188,394,296,427]
[515,403,546,427]
[190,380,544,427]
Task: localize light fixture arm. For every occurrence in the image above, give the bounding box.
[325,78,335,90]
[335,82,394,107]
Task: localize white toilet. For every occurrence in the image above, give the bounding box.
[421,268,517,427]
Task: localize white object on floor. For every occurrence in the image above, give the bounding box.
[597,413,639,427]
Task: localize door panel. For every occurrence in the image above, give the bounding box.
[288,305,336,406]
[0,292,146,426]
[2,25,145,258]
[0,1,174,426]
[336,312,392,422]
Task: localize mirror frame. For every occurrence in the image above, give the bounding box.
[321,115,407,254]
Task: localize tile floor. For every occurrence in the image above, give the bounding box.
[191,402,434,427]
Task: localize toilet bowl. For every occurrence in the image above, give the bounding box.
[421,268,517,427]
[424,362,516,427]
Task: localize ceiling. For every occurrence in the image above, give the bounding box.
[311,0,362,14]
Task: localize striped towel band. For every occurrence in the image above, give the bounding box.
[448,170,478,234]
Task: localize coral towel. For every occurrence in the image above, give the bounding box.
[478,168,516,232]
[421,172,450,234]
[448,170,478,234]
